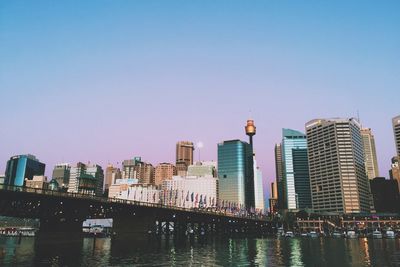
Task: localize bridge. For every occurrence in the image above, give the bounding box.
[0,185,272,237]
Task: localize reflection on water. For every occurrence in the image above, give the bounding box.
[0,235,399,266]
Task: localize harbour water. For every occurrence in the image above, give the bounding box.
[0,235,400,266]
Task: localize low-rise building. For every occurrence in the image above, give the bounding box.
[25,175,48,189]
[187,162,217,177]
[161,175,218,208]
[154,163,176,186]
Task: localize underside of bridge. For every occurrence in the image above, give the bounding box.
[0,188,272,237]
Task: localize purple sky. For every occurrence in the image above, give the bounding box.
[1,1,399,200]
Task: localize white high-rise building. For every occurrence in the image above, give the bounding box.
[253,157,265,211]
[306,118,372,214]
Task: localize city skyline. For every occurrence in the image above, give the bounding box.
[1,1,400,197]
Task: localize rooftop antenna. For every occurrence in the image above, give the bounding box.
[357,110,362,127]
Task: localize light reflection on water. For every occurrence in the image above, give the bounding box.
[0,235,399,266]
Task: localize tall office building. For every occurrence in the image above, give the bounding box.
[5,154,45,186]
[306,118,372,214]
[154,163,176,186]
[105,164,121,191]
[360,128,380,179]
[51,163,71,190]
[393,115,400,157]
[68,162,104,196]
[218,140,254,207]
[274,143,285,210]
[281,129,311,210]
[122,157,154,184]
[176,141,195,170]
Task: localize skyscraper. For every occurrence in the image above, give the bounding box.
[306,118,372,214]
[5,154,45,186]
[393,115,400,157]
[176,141,195,171]
[154,163,176,186]
[360,128,380,179]
[274,143,285,210]
[51,163,71,190]
[105,164,121,191]
[281,129,311,210]
[218,140,254,207]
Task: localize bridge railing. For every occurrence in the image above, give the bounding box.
[0,184,269,222]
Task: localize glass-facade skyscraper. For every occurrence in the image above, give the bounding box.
[5,154,45,186]
[218,140,254,207]
[281,129,311,210]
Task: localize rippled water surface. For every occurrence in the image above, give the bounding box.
[0,235,399,266]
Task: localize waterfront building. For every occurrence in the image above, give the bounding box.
[161,175,217,208]
[5,154,45,186]
[370,177,400,213]
[154,163,176,186]
[393,115,400,156]
[361,128,380,179]
[67,162,104,196]
[281,129,311,210]
[25,175,48,189]
[306,118,372,214]
[269,182,278,213]
[104,164,121,191]
[122,157,154,184]
[187,161,217,177]
[218,140,253,207]
[118,183,160,204]
[51,163,70,190]
[176,141,195,172]
[108,178,138,198]
[389,156,400,193]
[274,143,285,210]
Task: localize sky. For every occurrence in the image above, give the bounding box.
[1,1,399,200]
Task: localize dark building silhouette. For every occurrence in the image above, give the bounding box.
[370,177,400,213]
